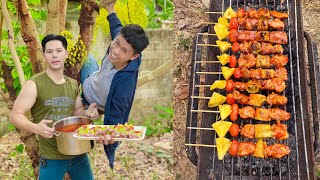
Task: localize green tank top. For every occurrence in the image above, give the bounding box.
[30,72,79,159]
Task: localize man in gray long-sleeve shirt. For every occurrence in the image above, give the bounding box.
[79,0,149,168]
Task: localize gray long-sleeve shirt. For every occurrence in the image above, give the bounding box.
[82,55,118,111]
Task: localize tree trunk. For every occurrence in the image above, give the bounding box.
[1,61,16,101]
[64,0,98,81]
[137,60,173,88]
[45,0,60,34]
[0,0,2,51]
[1,0,25,86]
[15,0,43,177]
[45,0,67,35]
[79,0,98,53]
[17,0,44,74]
[59,0,67,33]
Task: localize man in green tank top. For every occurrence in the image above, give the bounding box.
[9,34,98,180]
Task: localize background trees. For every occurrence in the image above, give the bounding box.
[0,0,173,177]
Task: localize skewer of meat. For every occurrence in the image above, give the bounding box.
[229,139,290,158]
[237,8,288,19]
[230,90,288,106]
[232,41,284,55]
[239,123,289,140]
[229,30,288,44]
[230,17,285,31]
[200,41,284,55]
[226,78,286,93]
[237,106,290,121]
[237,53,288,68]
[233,67,288,80]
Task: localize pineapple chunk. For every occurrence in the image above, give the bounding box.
[208,92,226,108]
[216,137,231,160]
[210,80,226,90]
[221,66,235,80]
[212,120,232,137]
[223,7,237,19]
[219,104,232,121]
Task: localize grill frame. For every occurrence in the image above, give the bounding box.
[185,0,319,179]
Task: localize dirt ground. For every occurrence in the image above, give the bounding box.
[173,0,320,179]
[0,131,173,179]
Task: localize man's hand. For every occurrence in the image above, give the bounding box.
[100,0,116,14]
[97,135,115,145]
[86,103,99,119]
[34,119,55,138]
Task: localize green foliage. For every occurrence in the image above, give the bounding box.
[0,46,33,95]
[144,0,174,28]
[95,0,148,40]
[178,34,192,50]
[9,144,35,179]
[27,0,41,5]
[60,31,88,68]
[138,145,173,164]
[7,123,16,132]
[6,1,16,15]
[317,170,320,178]
[135,105,173,137]
[30,8,48,21]
[1,0,34,95]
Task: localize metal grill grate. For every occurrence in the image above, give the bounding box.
[185,0,319,179]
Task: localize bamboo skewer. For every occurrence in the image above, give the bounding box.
[196,72,222,75]
[202,22,218,25]
[191,96,211,99]
[197,43,218,47]
[197,43,232,48]
[185,143,217,148]
[205,11,223,14]
[197,32,217,36]
[187,127,214,130]
[195,85,211,88]
[191,109,219,113]
[195,60,220,63]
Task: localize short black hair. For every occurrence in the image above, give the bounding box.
[120,24,149,54]
[41,34,68,52]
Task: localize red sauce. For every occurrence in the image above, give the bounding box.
[56,124,85,132]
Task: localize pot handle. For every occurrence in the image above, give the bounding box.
[304,31,320,156]
[54,131,61,136]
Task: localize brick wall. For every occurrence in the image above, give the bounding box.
[131,29,173,122]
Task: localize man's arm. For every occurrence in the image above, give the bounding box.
[101,0,122,40]
[73,95,98,118]
[9,80,54,138]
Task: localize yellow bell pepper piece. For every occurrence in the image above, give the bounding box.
[219,104,232,121]
[214,23,230,40]
[212,121,232,137]
[210,80,226,90]
[217,53,230,66]
[208,92,226,108]
[216,137,231,160]
[216,40,231,53]
[223,7,237,19]
[221,66,235,80]
[218,17,229,29]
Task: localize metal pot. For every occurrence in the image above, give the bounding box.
[53,116,93,155]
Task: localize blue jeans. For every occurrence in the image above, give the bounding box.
[38,154,93,180]
[80,54,99,105]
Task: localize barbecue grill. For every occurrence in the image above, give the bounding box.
[185,0,320,179]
